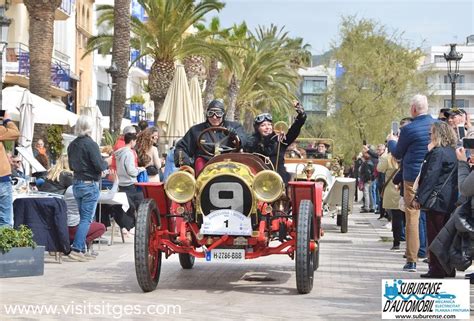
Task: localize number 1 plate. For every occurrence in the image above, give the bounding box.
[205,249,245,262]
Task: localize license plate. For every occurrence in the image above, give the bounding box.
[205,249,245,262]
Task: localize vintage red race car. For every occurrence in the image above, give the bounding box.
[134,127,323,294]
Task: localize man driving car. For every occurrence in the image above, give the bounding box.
[174,99,247,174]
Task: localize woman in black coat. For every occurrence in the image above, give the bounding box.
[414,121,458,278]
[243,102,306,185]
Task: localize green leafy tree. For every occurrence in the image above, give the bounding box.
[326,16,430,161]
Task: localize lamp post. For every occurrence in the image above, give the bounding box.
[0,6,11,111]
[444,44,463,108]
[105,62,118,133]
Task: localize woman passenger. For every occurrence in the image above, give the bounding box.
[243,102,306,185]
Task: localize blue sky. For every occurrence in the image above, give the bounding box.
[215,0,473,54]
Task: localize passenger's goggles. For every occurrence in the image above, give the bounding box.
[206,110,224,118]
[254,113,272,124]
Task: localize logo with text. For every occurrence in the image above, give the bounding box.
[381,279,470,319]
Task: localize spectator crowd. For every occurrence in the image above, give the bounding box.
[350,94,473,282]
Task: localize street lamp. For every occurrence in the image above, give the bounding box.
[444,44,463,108]
[0,6,11,111]
[105,62,118,133]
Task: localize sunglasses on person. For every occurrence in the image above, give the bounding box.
[206,110,225,118]
[254,113,272,124]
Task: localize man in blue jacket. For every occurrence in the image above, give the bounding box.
[388,94,436,272]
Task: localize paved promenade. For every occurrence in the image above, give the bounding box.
[1,204,473,320]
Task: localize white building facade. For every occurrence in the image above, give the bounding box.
[420,36,474,119]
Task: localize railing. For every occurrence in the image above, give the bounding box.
[430,83,474,91]
[5,42,71,91]
[96,100,131,119]
[130,49,151,73]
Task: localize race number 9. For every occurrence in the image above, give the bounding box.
[209,182,244,213]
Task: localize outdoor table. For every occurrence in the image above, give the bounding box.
[13,194,71,255]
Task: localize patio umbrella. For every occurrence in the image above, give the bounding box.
[2,86,78,126]
[18,89,34,150]
[189,76,204,124]
[81,97,103,144]
[158,65,194,145]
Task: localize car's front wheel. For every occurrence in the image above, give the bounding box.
[135,199,162,292]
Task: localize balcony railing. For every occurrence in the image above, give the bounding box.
[130,49,151,73]
[5,42,71,91]
[430,83,474,91]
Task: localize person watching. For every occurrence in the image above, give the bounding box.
[315,143,329,159]
[243,102,306,185]
[115,132,146,227]
[388,94,436,273]
[10,155,25,179]
[67,115,109,262]
[0,111,20,227]
[412,122,458,278]
[174,99,247,174]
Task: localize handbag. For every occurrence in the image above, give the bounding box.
[420,166,456,211]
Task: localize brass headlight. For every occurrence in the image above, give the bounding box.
[165,171,196,203]
[253,170,284,203]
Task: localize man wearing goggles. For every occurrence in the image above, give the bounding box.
[243,101,306,185]
[174,99,247,172]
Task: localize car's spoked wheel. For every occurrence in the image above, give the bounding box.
[179,253,195,269]
[296,200,315,294]
[135,199,162,292]
[340,186,349,233]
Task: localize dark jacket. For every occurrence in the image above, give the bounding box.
[359,159,374,183]
[388,114,436,182]
[415,146,458,214]
[67,135,108,181]
[243,112,306,184]
[429,200,473,274]
[174,120,247,167]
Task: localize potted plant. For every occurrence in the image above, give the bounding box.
[129,94,146,123]
[0,225,44,278]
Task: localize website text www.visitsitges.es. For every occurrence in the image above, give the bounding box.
[2,301,182,319]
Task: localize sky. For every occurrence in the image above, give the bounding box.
[215,0,474,55]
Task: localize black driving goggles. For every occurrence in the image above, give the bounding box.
[206,110,225,118]
[254,113,272,124]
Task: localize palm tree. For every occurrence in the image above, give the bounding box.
[223,24,302,123]
[24,0,62,100]
[133,0,229,124]
[194,16,230,105]
[223,22,249,120]
[109,0,131,134]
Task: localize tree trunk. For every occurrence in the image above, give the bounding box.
[203,58,219,106]
[149,58,175,124]
[24,0,62,100]
[226,74,240,121]
[111,0,131,134]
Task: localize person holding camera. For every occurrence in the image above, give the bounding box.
[243,101,306,185]
[0,111,20,227]
[388,94,436,272]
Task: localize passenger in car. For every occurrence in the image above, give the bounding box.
[243,102,306,185]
